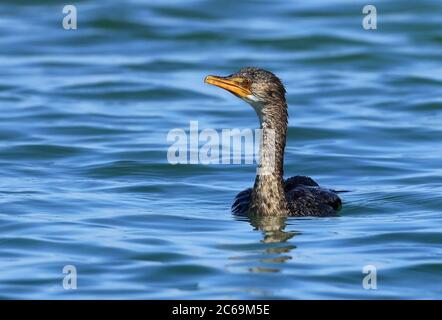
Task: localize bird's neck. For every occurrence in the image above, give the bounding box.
[249,101,289,216]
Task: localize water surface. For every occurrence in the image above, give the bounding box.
[0,0,441,299]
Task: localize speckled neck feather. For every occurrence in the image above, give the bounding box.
[248,99,289,216]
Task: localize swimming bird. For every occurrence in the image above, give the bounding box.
[205,67,342,217]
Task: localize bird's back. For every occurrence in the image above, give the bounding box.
[232,176,341,217]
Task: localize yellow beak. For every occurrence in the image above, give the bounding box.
[204,75,251,98]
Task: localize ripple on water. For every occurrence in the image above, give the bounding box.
[0,0,441,299]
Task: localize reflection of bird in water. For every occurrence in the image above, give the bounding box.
[248,215,296,244]
[245,215,297,273]
[205,67,342,217]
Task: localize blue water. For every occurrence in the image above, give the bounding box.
[0,0,441,299]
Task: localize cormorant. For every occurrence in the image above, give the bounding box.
[205,67,342,216]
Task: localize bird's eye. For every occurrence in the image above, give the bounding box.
[240,78,250,86]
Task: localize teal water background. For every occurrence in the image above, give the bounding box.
[0,0,441,299]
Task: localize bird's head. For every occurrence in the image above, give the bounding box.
[205,67,287,119]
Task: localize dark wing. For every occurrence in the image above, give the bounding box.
[284,175,319,190]
[231,188,251,216]
[231,176,342,217]
[284,176,341,217]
